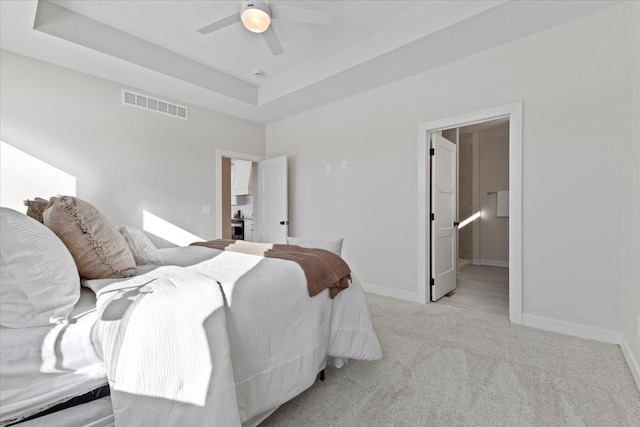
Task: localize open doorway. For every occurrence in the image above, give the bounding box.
[417,102,522,324]
[216,150,290,244]
[221,157,257,241]
[215,149,264,241]
[437,118,510,317]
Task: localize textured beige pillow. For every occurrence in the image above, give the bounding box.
[118,225,163,266]
[23,197,50,223]
[43,196,136,279]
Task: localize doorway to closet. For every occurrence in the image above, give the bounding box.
[436,118,510,317]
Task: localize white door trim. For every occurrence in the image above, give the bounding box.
[417,102,523,324]
[214,149,264,239]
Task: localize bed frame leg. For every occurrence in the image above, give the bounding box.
[319,369,325,381]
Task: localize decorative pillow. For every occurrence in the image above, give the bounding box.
[23,197,50,223]
[118,225,163,266]
[43,196,136,279]
[0,207,80,328]
[286,236,344,256]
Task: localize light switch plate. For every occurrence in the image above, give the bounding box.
[201,205,210,214]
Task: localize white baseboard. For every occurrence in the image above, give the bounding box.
[620,336,640,393]
[479,259,509,267]
[361,282,422,304]
[522,314,621,344]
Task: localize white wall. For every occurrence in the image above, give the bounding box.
[0,50,265,246]
[266,7,624,333]
[622,1,640,388]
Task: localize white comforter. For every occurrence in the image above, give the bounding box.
[95,250,381,427]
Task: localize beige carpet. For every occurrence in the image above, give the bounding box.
[261,294,640,426]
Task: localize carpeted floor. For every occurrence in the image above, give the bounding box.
[261,293,640,426]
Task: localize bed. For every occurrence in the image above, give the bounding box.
[0,200,381,426]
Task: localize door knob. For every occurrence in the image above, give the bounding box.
[279,220,289,225]
[453,221,460,227]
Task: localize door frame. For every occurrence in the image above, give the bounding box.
[417,102,523,324]
[214,149,264,239]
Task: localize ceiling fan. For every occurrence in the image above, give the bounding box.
[196,1,332,56]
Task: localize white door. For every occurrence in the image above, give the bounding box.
[431,134,458,301]
[257,155,288,243]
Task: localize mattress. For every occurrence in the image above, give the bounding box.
[0,288,107,426]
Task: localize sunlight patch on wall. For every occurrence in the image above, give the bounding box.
[0,141,76,211]
[143,210,204,247]
[458,211,481,229]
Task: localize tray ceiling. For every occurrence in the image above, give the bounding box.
[0,0,619,123]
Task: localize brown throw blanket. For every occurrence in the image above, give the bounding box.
[190,239,350,298]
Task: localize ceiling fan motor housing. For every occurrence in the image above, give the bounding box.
[241,1,272,33]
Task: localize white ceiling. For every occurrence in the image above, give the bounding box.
[0,0,619,124]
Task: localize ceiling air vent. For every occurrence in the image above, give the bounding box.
[122,90,188,120]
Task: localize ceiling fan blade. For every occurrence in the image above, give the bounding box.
[196,12,240,35]
[261,26,284,56]
[270,4,332,26]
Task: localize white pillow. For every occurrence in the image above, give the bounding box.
[0,207,80,328]
[118,225,163,266]
[286,236,343,256]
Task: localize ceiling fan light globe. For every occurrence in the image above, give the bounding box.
[241,5,271,33]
